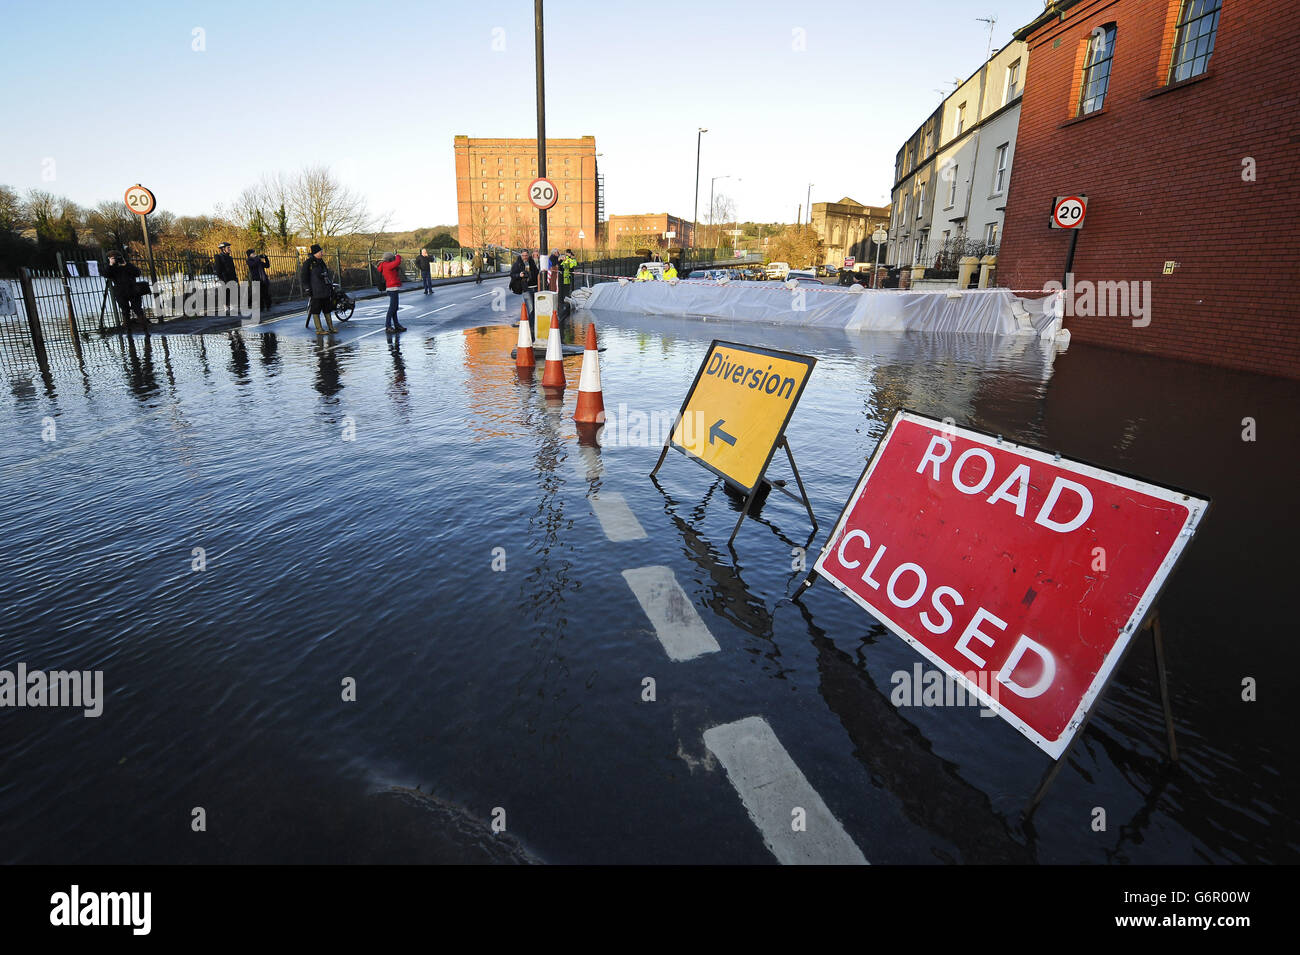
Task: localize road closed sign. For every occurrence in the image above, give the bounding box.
[668,341,815,494]
[812,411,1207,758]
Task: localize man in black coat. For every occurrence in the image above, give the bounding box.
[104,251,147,329]
[299,244,338,336]
[510,249,539,322]
[214,242,238,315]
[416,248,433,295]
[247,249,272,310]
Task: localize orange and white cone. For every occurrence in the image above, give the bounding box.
[541,322,566,391]
[573,323,605,423]
[516,300,535,368]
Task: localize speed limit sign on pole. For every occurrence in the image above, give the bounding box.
[124,184,156,217]
[529,177,558,211]
[1050,195,1087,229]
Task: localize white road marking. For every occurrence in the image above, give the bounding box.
[622,566,719,661]
[590,492,646,541]
[703,716,869,866]
[319,326,390,352]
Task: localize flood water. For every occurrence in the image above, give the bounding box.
[1,282,1296,864]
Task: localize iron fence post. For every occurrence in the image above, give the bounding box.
[55,253,83,360]
[18,267,50,370]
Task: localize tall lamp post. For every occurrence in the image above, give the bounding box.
[805,182,814,226]
[691,127,707,252]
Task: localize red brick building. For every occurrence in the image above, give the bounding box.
[999,0,1300,379]
[454,136,602,251]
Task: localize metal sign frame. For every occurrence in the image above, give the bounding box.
[796,410,1209,790]
[651,340,817,545]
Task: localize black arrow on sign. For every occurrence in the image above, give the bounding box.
[709,419,737,447]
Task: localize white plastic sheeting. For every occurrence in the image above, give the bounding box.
[573,279,1063,337]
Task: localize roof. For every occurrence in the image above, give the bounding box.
[1014,0,1085,41]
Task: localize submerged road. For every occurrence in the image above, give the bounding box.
[0,296,1294,865]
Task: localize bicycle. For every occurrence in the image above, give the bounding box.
[304,283,355,327]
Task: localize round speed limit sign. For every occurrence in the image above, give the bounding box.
[124,184,156,217]
[1052,195,1086,229]
[528,177,558,211]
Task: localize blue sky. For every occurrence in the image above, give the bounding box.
[0,0,1046,229]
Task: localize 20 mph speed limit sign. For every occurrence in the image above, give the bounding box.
[1050,195,1087,229]
[124,184,156,216]
[529,177,558,211]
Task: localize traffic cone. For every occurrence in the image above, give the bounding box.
[515,300,535,368]
[573,323,605,424]
[541,323,566,392]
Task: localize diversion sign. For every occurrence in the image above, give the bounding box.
[811,411,1208,759]
[667,341,816,493]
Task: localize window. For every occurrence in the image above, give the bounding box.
[917,181,926,215]
[948,167,958,207]
[955,103,966,136]
[1078,24,1116,115]
[1170,0,1221,83]
[992,143,1009,193]
[1005,59,1022,103]
[984,222,999,246]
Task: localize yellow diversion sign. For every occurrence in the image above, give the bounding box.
[667,341,816,493]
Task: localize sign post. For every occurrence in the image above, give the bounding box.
[124,183,158,284]
[872,227,887,287]
[651,340,817,545]
[798,410,1208,804]
[1050,195,1087,288]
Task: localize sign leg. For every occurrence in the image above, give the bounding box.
[1150,611,1179,763]
[782,438,817,535]
[728,484,760,546]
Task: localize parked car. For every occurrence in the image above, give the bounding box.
[765,261,790,280]
[787,269,820,283]
[743,266,767,281]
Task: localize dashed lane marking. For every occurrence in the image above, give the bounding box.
[703,716,869,866]
[622,566,720,661]
[590,492,646,541]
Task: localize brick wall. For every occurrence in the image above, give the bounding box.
[999,0,1300,379]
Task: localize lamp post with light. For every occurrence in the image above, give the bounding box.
[691,127,707,252]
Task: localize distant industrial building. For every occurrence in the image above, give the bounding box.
[810,198,890,267]
[454,135,603,251]
[605,213,695,251]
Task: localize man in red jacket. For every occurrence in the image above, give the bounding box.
[377,252,404,332]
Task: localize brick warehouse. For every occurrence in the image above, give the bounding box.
[998,0,1300,379]
[454,136,601,251]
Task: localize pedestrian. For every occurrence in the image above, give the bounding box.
[416,247,433,295]
[214,241,238,315]
[636,264,654,282]
[558,248,577,316]
[215,241,238,281]
[246,248,273,309]
[511,249,539,322]
[377,252,405,333]
[300,243,339,337]
[104,251,148,329]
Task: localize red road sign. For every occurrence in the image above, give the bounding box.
[124,184,155,216]
[528,177,558,211]
[1050,194,1086,229]
[812,411,1207,758]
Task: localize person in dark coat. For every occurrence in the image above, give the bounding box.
[300,243,338,336]
[104,251,147,329]
[215,242,238,282]
[246,249,272,309]
[416,248,433,295]
[510,249,539,322]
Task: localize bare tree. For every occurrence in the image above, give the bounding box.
[0,185,23,233]
[709,193,736,249]
[287,165,371,243]
[84,200,140,251]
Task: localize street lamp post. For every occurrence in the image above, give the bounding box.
[691,127,707,251]
[805,182,814,226]
[872,227,888,288]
